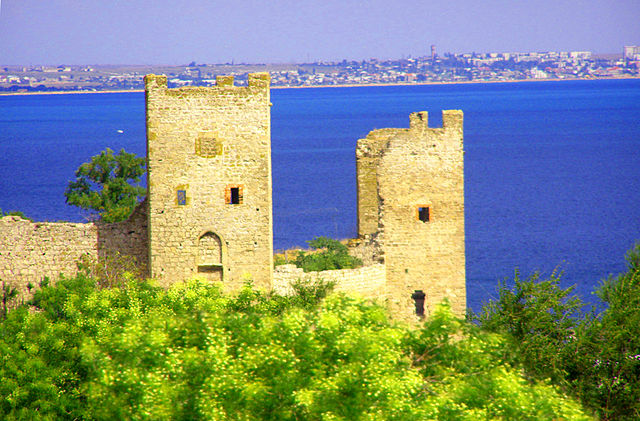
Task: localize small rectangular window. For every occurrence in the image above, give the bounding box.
[177,189,187,206]
[225,185,243,205]
[417,206,430,222]
[411,290,426,318]
[230,187,240,204]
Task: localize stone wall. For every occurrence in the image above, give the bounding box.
[97,200,149,274]
[0,201,149,296]
[356,128,405,237]
[0,216,98,294]
[145,73,273,291]
[273,263,387,299]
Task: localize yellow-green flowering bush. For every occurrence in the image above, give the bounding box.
[0,275,591,420]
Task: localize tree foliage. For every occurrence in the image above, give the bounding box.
[472,270,584,385]
[0,274,590,420]
[64,148,145,222]
[474,242,640,420]
[293,236,363,272]
[576,244,640,420]
[1,281,18,319]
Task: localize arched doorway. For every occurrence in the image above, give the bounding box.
[197,231,223,282]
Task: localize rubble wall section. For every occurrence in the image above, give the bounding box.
[273,263,386,299]
[97,200,149,274]
[356,128,405,237]
[0,202,148,295]
[0,216,98,293]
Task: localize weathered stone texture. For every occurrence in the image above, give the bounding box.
[346,235,383,266]
[0,216,98,294]
[356,111,466,319]
[145,73,273,291]
[97,200,149,274]
[273,263,386,298]
[356,128,405,237]
[0,202,149,296]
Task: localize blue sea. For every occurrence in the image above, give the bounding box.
[1,79,639,311]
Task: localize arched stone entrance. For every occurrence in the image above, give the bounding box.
[197,231,223,282]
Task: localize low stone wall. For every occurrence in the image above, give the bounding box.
[0,216,99,293]
[273,263,387,299]
[0,201,148,296]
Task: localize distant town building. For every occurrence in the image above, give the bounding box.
[624,46,640,60]
[569,51,592,59]
[531,68,549,79]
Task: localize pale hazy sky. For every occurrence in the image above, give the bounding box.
[0,0,638,65]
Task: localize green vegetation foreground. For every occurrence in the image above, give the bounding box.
[0,274,590,420]
[473,243,640,420]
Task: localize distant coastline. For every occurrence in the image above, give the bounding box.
[1,75,638,96]
[271,75,640,90]
[0,89,144,96]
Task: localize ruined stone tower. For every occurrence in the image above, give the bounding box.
[356,111,465,317]
[1,78,466,320]
[145,73,273,290]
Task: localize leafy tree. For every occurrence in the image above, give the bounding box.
[574,243,640,420]
[293,236,362,272]
[472,270,585,385]
[0,273,591,420]
[64,148,145,222]
[474,243,640,420]
[408,302,592,420]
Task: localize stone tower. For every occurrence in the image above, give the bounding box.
[356,111,465,317]
[145,73,273,290]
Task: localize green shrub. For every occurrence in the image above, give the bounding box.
[0,274,591,420]
[474,242,640,420]
[0,208,31,221]
[273,253,287,266]
[471,269,585,385]
[293,236,362,272]
[576,243,640,420]
[1,281,19,319]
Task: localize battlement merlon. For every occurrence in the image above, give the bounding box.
[215,75,234,86]
[144,74,168,91]
[409,110,463,133]
[248,72,271,88]
[144,72,271,91]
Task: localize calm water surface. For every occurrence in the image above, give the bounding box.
[1,80,639,311]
